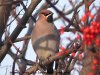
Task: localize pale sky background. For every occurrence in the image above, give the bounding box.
[0,0,100,75]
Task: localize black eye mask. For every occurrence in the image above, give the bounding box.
[47,14,53,23]
[41,13,53,23]
[44,13,50,16]
[41,13,51,16]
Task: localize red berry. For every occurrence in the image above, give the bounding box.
[65,50,69,54]
[88,72,94,75]
[93,59,98,64]
[96,22,100,28]
[61,46,65,51]
[83,27,90,34]
[90,35,95,40]
[95,38,100,46]
[86,34,91,39]
[80,28,84,32]
[76,34,81,40]
[87,41,92,46]
[60,26,64,34]
[78,54,82,60]
[71,52,75,57]
[90,26,95,34]
[91,21,96,26]
[91,65,97,70]
[81,14,87,22]
[95,29,99,34]
[89,13,94,19]
[83,34,87,39]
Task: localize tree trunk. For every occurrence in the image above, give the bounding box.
[0,0,12,45]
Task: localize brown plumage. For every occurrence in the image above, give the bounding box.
[31,10,60,74]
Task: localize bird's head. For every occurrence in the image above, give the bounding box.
[39,10,53,23]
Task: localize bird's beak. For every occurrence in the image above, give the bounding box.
[46,13,53,19]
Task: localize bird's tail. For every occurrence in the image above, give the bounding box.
[47,61,59,74]
[47,62,54,74]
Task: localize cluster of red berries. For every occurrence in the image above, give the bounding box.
[81,11,94,22]
[57,46,69,56]
[83,21,100,46]
[58,46,83,60]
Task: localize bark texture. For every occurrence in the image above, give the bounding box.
[0,0,12,44]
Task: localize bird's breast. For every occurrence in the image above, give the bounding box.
[31,21,60,60]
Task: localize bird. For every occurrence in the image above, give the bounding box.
[31,9,60,74]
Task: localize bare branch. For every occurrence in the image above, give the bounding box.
[23,45,83,75]
[54,1,84,21]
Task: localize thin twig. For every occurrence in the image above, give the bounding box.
[7,8,23,26]
[15,35,31,42]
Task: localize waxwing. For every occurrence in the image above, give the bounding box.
[31,9,60,74]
